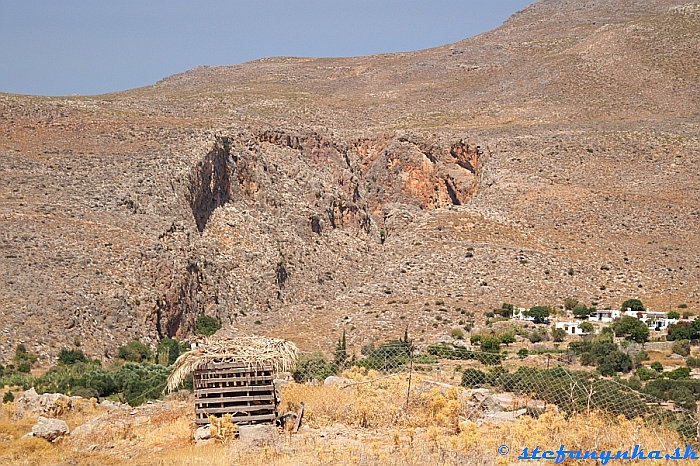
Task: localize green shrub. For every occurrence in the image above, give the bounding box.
[470,335,481,345]
[665,367,691,380]
[621,299,645,313]
[480,336,501,353]
[525,306,551,324]
[80,370,117,397]
[118,341,153,362]
[461,368,487,388]
[70,386,99,399]
[195,315,221,336]
[612,316,649,343]
[17,362,31,373]
[292,352,338,383]
[156,338,184,366]
[672,340,691,357]
[517,348,529,359]
[58,348,88,365]
[552,328,567,342]
[636,365,657,381]
[2,391,15,403]
[114,363,171,406]
[634,350,650,365]
[686,356,700,368]
[450,328,465,340]
[651,361,664,372]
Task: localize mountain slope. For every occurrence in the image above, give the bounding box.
[0,0,698,362]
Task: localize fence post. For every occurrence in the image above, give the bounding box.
[406,344,414,408]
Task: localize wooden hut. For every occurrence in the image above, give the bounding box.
[166,335,298,426]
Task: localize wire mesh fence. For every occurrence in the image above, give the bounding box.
[291,339,700,440]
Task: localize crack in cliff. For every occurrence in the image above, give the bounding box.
[188,145,232,232]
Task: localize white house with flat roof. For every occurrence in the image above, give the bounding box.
[511,308,535,321]
[589,309,621,323]
[555,321,586,336]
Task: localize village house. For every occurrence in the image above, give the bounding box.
[555,321,587,336]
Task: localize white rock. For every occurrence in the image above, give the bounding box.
[31,416,70,442]
[194,425,211,442]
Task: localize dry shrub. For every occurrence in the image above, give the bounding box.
[281,367,469,429]
[209,414,239,443]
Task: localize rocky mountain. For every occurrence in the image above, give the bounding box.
[1,0,698,362]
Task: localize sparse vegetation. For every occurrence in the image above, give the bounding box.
[196,314,221,336]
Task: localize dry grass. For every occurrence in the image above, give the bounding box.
[0,379,694,466]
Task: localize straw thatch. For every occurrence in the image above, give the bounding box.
[166,335,298,393]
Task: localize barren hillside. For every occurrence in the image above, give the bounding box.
[0,0,699,362]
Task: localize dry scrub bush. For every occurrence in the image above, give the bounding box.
[281,367,469,430]
[209,413,239,443]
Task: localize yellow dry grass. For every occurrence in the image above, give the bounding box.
[0,378,694,466]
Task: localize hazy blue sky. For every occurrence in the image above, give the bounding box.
[0,1,533,96]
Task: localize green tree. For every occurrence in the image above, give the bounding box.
[672,339,691,357]
[292,352,337,383]
[579,321,594,333]
[333,330,349,367]
[58,348,88,365]
[573,304,594,319]
[528,330,543,343]
[634,349,650,365]
[499,333,515,346]
[480,336,501,353]
[156,338,182,366]
[118,341,152,362]
[14,344,38,365]
[552,328,567,342]
[564,298,579,311]
[470,335,482,345]
[525,306,551,324]
[621,299,645,313]
[612,316,649,344]
[686,356,700,368]
[666,322,693,341]
[195,315,221,336]
[667,311,681,320]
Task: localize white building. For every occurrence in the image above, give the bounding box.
[511,308,535,321]
[556,321,587,336]
[589,309,621,323]
[623,310,676,331]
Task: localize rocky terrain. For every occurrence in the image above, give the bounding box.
[0,0,699,363]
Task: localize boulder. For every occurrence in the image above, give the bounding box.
[238,424,280,448]
[323,376,347,387]
[30,416,70,442]
[15,388,79,418]
[484,408,527,424]
[194,425,211,442]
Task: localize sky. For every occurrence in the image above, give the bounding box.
[0,0,533,97]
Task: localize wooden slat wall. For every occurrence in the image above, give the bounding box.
[193,362,277,426]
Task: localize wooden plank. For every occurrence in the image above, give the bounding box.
[196,404,276,415]
[196,413,276,425]
[196,395,275,405]
[195,385,274,396]
[293,402,305,433]
[195,366,272,375]
[193,375,274,384]
[198,362,274,371]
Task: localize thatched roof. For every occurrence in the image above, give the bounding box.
[166,335,298,393]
